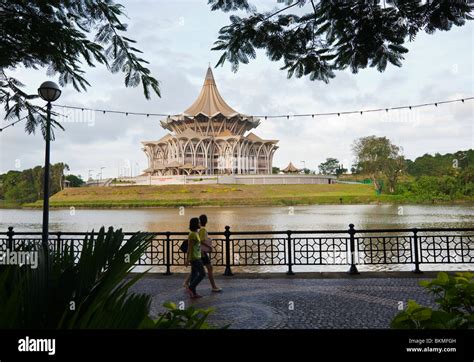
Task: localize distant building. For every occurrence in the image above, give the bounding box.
[282,162,300,174]
[142,67,278,175]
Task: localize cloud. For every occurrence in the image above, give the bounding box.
[1,1,473,177]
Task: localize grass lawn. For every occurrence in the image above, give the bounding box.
[22,183,391,208]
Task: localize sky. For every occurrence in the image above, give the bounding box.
[1,0,473,179]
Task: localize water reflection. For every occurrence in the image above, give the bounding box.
[1,205,473,272]
[1,204,472,232]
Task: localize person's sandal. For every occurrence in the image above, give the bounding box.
[212,287,222,292]
[185,287,195,298]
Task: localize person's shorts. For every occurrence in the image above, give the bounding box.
[201,252,211,266]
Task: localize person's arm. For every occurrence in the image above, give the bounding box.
[201,230,213,251]
[186,237,194,266]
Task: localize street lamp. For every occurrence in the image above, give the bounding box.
[38,81,61,256]
[100,166,106,181]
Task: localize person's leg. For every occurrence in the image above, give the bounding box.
[189,260,205,294]
[202,253,221,291]
[183,272,191,287]
[188,261,199,294]
[205,264,219,290]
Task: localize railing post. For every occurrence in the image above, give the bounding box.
[164,232,172,275]
[412,228,423,274]
[347,224,359,275]
[286,230,295,275]
[56,232,61,255]
[7,226,14,250]
[224,225,233,276]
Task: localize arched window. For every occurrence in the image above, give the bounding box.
[195,142,206,166]
[257,144,267,173]
[249,146,257,174]
[184,142,193,165]
[212,143,222,174]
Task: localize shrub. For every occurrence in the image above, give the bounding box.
[391,272,474,329]
[0,227,215,329]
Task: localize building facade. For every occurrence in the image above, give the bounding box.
[142,67,278,175]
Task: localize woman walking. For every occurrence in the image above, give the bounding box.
[183,215,222,292]
[198,214,222,292]
[185,217,205,298]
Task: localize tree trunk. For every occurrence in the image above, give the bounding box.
[371,176,380,192]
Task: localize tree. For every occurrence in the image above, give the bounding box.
[0,162,70,203]
[318,158,339,175]
[350,163,361,175]
[405,149,474,177]
[66,174,85,187]
[1,1,160,137]
[352,135,404,193]
[51,163,69,191]
[385,155,405,193]
[209,1,472,81]
[335,165,347,176]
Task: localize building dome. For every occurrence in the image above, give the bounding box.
[160,67,260,137]
[142,67,278,175]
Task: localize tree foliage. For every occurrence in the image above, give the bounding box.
[406,150,474,177]
[209,0,473,80]
[0,163,69,203]
[352,135,404,193]
[65,174,85,187]
[318,157,346,175]
[1,0,160,137]
[394,149,474,200]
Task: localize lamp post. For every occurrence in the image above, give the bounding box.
[38,81,61,256]
[100,166,106,181]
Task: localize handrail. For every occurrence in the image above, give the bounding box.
[2,227,473,236]
[2,225,473,276]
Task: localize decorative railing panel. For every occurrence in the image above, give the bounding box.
[1,225,472,275]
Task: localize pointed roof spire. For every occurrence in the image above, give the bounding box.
[282,162,300,173]
[183,66,238,117]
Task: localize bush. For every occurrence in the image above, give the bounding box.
[395,174,471,201]
[391,272,474,329]
[0,227,215,329]
[148,302,216,329]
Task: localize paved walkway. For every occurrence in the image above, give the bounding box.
[131,274,437,329]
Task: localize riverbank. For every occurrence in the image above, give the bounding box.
[15,184,474,208]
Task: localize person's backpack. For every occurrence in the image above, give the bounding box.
[179,240,188,253]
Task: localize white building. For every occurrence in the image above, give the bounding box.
[142,67,278,175]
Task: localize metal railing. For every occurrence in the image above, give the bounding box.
[1,225,473,275]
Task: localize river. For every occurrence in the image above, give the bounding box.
[1,205,472,272]
[1,204,472,232]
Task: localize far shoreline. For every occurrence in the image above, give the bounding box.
[3,199,474,210]
[2,184,473,210]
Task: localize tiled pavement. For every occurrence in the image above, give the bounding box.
[131,275,437,329]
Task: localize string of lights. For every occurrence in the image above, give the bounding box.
[58,96,472,119]
[1,96,472,133]
[0,114,30,132]
[0,108,68,133]
[259,97,473,119]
